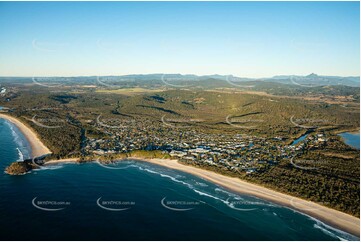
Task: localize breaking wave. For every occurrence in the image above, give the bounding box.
[134,163,272,211]
[136,165,195,189]
[312,217,357,241]
[291,208,358,241]
[5,120,30,160]
[16,148,24,161]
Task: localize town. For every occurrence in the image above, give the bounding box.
[83,115,328,174]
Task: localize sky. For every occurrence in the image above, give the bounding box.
[0,1,359,78]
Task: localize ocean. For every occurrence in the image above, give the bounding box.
[0,118,358,241]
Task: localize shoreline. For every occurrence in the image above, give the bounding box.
[0,113,52,158]
[1,114,359,237]
[53,156,360,237]
[333,128,360,135]
[138,158,360,237]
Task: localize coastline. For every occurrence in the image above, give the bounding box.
[1,114,359,237]
[139,158,360,237]
[0,113,52,158]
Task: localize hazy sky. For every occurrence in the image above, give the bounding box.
[0,1,359,77]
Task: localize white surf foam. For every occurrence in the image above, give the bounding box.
[4,120,30,160]
[291,208,358,241]
[136,165,195,189]
[195,181,208,187]
[193,189,230,205]
[36,165,64,171]
[16,148,24,161]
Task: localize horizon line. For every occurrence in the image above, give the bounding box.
[0,73,359,79]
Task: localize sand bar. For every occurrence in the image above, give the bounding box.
[0,113,52,158]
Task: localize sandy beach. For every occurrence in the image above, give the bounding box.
[0,113,52,158]
[141,158,360,237]
[44,158,80,166]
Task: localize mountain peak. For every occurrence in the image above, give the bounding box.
[307,73,318,78]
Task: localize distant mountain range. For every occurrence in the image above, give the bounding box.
[0,73,359,87]
[265,73,360,87]
[96,73,360,87]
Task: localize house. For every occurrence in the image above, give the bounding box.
[246,168,256,174]
[93,149,105,155]
[169,150,187,157]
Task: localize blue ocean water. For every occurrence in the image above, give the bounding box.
[338,132,360,150]
[0,118,358,241]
